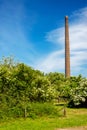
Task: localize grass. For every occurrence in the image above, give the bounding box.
[0,107,87,130]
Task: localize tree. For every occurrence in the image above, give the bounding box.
[68,77,87,107]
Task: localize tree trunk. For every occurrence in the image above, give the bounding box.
[24,107,27,118]
[63,107,66,117]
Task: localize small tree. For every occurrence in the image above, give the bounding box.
[68,77,87,107]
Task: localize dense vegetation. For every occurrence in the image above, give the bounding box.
[0,108,87,130]
[0,57,87,120]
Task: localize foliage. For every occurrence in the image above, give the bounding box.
[0,56,87,120]
[0,57,57,119]
[68,77,87,107]
[46,72,65,101]
[0,108,87,130]
[27,102,60,118]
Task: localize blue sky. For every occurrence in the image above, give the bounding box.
[0,0,87,77]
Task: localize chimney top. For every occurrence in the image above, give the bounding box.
[65,16,68,19]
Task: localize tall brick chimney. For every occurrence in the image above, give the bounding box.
[65,16,70,78]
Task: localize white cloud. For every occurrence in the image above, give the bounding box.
[46,27,64,46]
[36,7,87,76]
[36,50,64,73]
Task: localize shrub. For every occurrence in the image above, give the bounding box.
[68,78,87,108]
[27,102,60,118]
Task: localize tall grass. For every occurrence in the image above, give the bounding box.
[27,102,62,118]
[0,106,87,130]
[0,102,63,121]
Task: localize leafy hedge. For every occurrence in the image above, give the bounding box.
[0,57,87,120]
